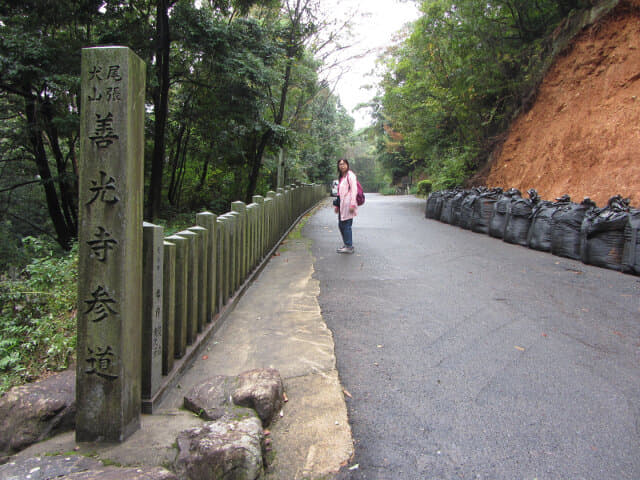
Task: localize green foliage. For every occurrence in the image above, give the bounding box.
[0,238,78,394]
[294,90,354,186]
[0,221,29,273]
[425,145,479,191]
[154,212,202,237]
[344,131,387,193]
[416,180,432,197]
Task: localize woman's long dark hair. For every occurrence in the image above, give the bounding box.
[337,158,350,178]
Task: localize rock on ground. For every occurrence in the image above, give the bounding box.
[0,369,76,461]
[174,417,265,480]
[183,375,239,422]
[232,369,283,427]
[183,368,283,427]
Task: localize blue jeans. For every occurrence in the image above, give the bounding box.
[338,218,353,247]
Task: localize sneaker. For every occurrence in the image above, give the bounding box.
[337,246,354,254]
[336,245,346,253]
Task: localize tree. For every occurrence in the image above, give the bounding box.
[146,0,276,220]
[161,2,285,209]
[146,0,176,221]
[0,0,102,249]
[293,84,354,185]
[0,0,357,252]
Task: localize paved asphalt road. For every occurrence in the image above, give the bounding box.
[304,194,640,480]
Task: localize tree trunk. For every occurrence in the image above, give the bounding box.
[146,0,172,221]
[167,121,187,205]
[245,0,307,202]
[42,98,78,234]
[197,139,215,191]
[245,132,271,203]
[277,148,285,189]
[25,94,74,249]
[245,52,295,202]
[173,127,191,209]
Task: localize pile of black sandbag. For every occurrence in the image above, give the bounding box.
[425,187,639,275]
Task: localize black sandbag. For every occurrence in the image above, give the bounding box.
[580,196,630,271]
[527,200,558,252]
[503,189,538,247]
[622,209,640,275]
[489,188,521,239]
[426,191,444,219]
[471,188,502,234]
[450,190,469,226]
[459,189,481,230]
[550,197,596,260]
[439,190,458,224]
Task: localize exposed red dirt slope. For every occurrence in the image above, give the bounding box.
[485,1,640,207]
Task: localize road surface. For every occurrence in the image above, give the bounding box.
[305,194,640,480]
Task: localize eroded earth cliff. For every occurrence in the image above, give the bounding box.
[484,0,640,207]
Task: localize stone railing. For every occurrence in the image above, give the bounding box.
[141,184,326,413]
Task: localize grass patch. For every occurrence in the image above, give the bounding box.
[288,211,313,240]
[287,201,324,245]
[278,203,320,255]
[100,458,122,467]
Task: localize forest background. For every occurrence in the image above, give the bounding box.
[0,0,618,391]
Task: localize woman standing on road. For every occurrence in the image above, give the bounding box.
[334,158,358,254]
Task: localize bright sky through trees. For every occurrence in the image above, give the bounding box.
[321,0,420,130]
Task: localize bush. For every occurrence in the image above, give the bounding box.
[0,237,78,394]
[431,146,477,191]
[0,221,31,274]
[417,180,433,197]
[379,185,397,196]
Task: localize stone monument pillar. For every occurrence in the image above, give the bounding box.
[77,46,145,442]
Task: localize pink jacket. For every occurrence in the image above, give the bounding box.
[337,170,358,220]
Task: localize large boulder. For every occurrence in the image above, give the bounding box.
[183,375,241,422]
[0,369,76,461]
[0,455,177,480]
[183,368,283,427]
[231,369,283,427]
[174,417,264,480]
